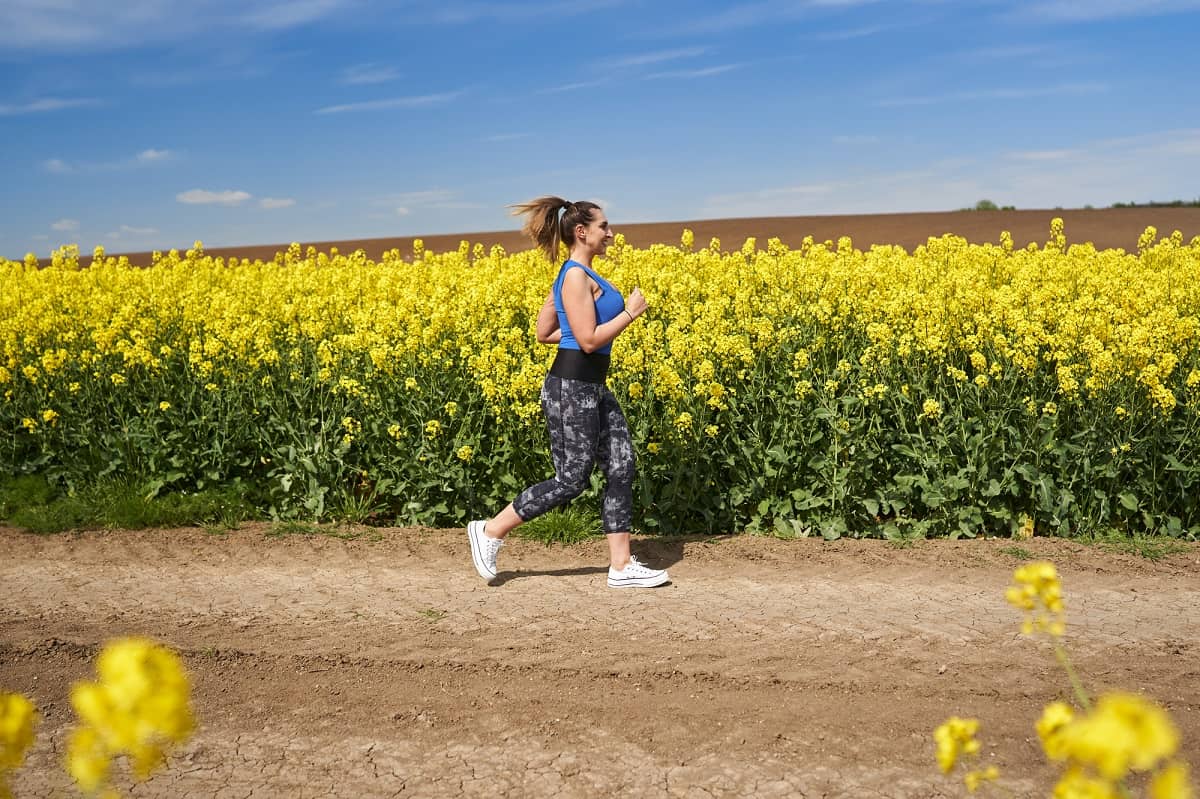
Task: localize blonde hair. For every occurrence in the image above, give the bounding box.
[509,196,601,262]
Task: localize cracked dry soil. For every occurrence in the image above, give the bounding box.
[2,526,1198,798]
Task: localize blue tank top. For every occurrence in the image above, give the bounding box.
[553,260,625,355]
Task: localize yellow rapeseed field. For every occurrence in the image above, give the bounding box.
[3,221,1199,536]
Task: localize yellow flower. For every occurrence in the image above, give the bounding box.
[424,419,442,439]
[627,382,644,399]
[444,401,458,417]
[66,725,110,794]
[41,409,59,426]
[1150,761,1193,799]
[964,765,999,793]
[1006,561,1065,637]
[1114,406,1127,418]
[934,716,981,774]
[1064,692,1180,781]
[647,442,661,454]
[21,418,36,432]
[0,691,37,776]
[405,377,419,391]
[159,401,171,411]
[921,398,942,420]
[1043,401,1058,416]
[456,445,474,462]
[674,412,693,431]
[109,373,126,386]
[704,424,719,438]
[67,638,194,794]
[1037,701,1076,760]
[1052,766,1119,799]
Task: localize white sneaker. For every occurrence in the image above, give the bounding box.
[607,555,669,588]
[466,520,503,583]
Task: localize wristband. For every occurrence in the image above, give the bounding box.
[623,309,635,323]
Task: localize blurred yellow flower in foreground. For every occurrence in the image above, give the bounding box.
[1,691,38,799]
[67,637,194,796]
[1006,560,1066,637]
[934,717,981,774]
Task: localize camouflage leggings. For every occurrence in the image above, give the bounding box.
[512,375,635,533]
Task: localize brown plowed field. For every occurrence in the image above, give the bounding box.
[3,527,1198,797]
[84,207,1200,265]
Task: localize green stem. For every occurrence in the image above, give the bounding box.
[1053,642,1092,713]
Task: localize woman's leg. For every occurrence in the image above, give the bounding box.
[595,388,636,569]
[489,375,600,538]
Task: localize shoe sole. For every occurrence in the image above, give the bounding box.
[607,574,670,588]
[466,520,496,582]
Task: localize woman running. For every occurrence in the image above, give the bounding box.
[466,196,669,589]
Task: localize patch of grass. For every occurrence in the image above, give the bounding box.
[2,476,255,534]
[328,485,387,526]
[1082,531,1190,561]
[0,475,57,517]
[265,520,323,537]
[999,546,1035,560]
[7,494,91,534]
[416,608,446,622]
[516,505,603,546]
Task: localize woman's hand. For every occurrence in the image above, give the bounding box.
[625,287,648,320]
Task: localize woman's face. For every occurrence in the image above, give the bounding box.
[576,211,613,256]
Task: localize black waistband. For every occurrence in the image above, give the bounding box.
[549,348,610,384]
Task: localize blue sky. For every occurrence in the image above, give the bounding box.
[3,0,1200,257]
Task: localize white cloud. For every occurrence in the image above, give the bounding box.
[535,79,608,95]
[643,64,742,80]
[663,0,885,37]
[0,0,356,50]
[419,0,631,24]
[0,97,102,116]
[240,0,350,30]
[700,128,1200,217]
[259,197,295,209]
[598,47,708,70]
[877,82,1107,108]
[41,149,174,174]
[378,189,483,215]
[314,90,464,114]
[1008,0,1200,21]
[106,224,158,239]
[137,148,172,163]
[340,63,401,85]
[51,218,80,231]
[813,24,886,40]
[177,189,252,206]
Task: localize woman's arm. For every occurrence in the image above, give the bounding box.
[535,290,561,344]
[561,268,645,354]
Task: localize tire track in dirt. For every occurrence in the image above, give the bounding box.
[2,527,1198,797]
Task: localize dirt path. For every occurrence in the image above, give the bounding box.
[2,527,1198,798]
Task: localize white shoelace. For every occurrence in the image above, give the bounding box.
[622,555,656,575]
